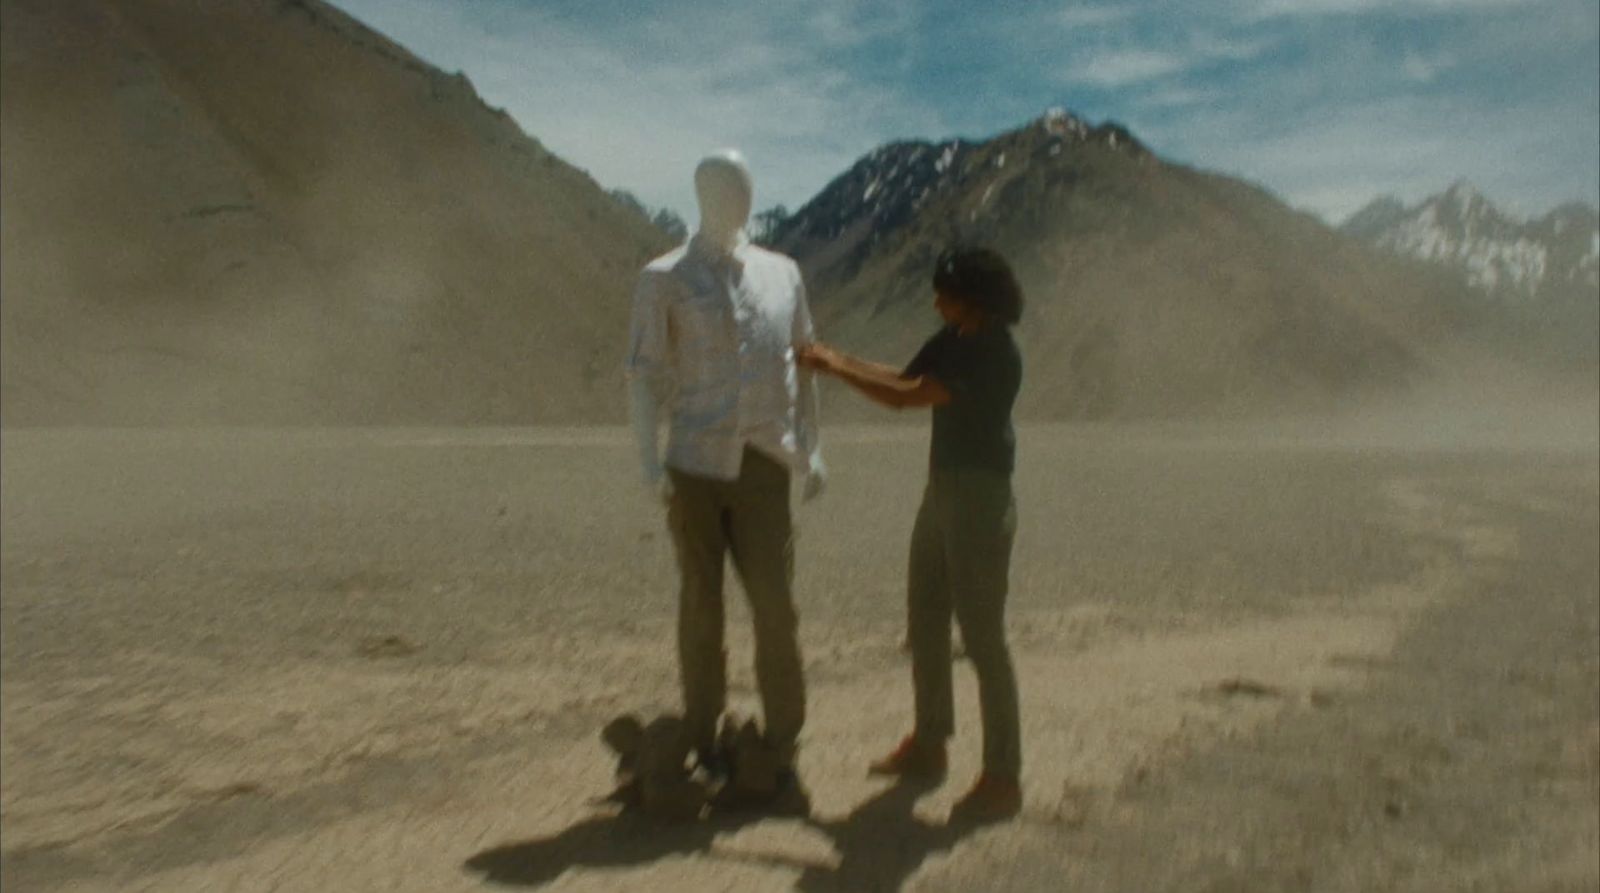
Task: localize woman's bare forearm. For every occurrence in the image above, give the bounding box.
[799,341,947,410]
[830,361,918,409]
[831,354,906,382]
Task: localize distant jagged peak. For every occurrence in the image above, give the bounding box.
[1540,201,1600,228]
[1038,106,1090,138]
[1357,180,1594,233]
[1422,179,1531,228]
[1343,178,1600,300]
[1443,177,1482,205]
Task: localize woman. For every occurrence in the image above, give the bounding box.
[797,246,1024,823]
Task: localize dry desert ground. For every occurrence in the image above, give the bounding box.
[2,417,1597,892]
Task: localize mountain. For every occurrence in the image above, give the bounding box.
[5,1,1584,427]
[0,0,670,425]
[772,109,1137,297]
[1342,181,1600,305]
[773,109,1482,420]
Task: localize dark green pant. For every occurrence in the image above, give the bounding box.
[667,448,805,765]
[908,467,1021,777]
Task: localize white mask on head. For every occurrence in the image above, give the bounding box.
[694,150,753,251]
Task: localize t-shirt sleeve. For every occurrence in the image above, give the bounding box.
[930,333,1021,405]
[902,334,941,379]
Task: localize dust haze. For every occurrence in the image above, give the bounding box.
[2,0,1597,890]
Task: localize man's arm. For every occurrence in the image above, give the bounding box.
[628,376,668,488]
[625,271,673,503]
[791,271,826,499]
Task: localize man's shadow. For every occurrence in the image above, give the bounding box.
[464,778,981,892]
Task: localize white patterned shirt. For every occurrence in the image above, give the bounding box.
[626,233,822,481]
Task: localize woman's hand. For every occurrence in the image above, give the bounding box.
[796,342,840,374]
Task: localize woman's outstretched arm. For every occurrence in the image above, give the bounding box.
[797,342,951,410]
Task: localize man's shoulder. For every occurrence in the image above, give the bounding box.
[741,244,801,275]
[641,244,692,275]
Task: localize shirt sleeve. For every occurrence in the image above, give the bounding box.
[791,267,815,346]
[902,332,942,379]
[947,334,1021,405]
[911,330,1020,405]
[625,270,668,380]
[791,263,823,465]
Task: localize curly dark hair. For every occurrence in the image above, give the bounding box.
[931,246,1024,325]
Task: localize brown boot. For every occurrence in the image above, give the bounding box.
[948,772,1022,824]
[868,734,947,779]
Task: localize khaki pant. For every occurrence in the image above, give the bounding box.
[908,468,1021,777]
[667,447,805,764]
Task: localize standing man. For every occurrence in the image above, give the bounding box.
[625,149,825,803]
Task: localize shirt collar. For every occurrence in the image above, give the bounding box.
[688,230,750,269]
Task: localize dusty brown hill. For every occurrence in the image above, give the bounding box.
[1,0,669,425]
[773,112,1498,420]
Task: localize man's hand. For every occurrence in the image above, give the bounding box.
[802,454,827,503]
[644,469,674,508]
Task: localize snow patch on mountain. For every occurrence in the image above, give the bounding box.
[1380,203,1548,294]
[772,107,1143,253]
[1343,181,1599,303]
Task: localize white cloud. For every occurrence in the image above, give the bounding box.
[1239,0,1539,18]
[1058,5,1139,28]
[1136,85,1228,109]
[327,0,1597,230]
[1061,30,1275,88]
[1065,48,1191,86]
[328,0,941,222]
[804,0,920,49]
[1401,49,1454,82]
[1190,33,1276,62]
[1151,94,1597,222]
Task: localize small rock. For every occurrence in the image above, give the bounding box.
[1056,783,1096,828]
[1208,677,1284,699]
[357,634,422,658]
[195,780,267,801]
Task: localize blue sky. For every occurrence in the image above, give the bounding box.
[329,0,1598,227]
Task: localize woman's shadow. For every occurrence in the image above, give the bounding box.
[464,777,982,891]
[794,776,976,892]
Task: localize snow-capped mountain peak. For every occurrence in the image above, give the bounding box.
[1443,178,1483,208]
[1343,184,1598,302]
[769,106,1145,263]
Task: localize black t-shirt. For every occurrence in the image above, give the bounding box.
[903,323,1022,474]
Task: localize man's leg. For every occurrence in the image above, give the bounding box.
[667,468,729,755]
[725,449,805,766]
